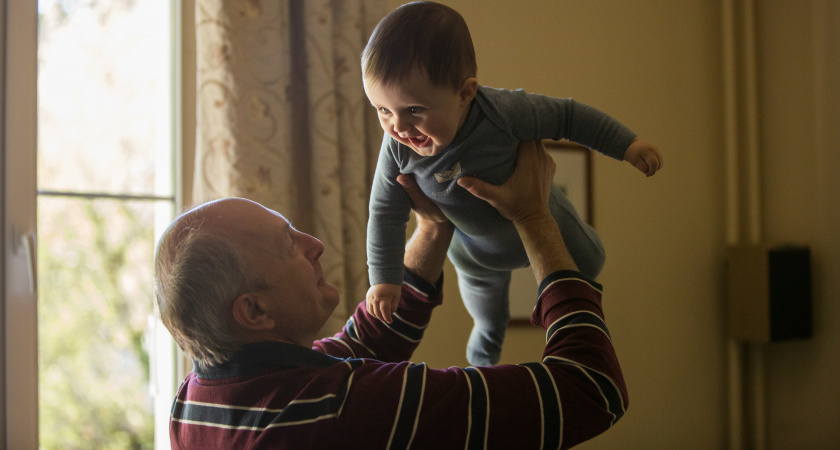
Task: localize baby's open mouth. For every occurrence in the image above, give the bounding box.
[408,135,431,148]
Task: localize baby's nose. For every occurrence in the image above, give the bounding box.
[392,115,411,133]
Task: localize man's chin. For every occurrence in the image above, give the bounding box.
[320,283,340,306]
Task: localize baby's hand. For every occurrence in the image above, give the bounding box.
[366,283,402,323]
[623,138,664,177]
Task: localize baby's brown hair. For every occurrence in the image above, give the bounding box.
[362,1,477,90]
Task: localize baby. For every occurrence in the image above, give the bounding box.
[363,1,662,366]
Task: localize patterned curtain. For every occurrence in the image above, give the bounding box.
[193,0,385,333]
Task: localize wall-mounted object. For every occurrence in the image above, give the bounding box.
[727,245,812,343]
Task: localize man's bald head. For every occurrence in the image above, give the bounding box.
[154,198,267,368]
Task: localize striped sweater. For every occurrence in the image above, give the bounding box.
[169,269,628,449]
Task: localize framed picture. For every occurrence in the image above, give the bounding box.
[508,140,593,324]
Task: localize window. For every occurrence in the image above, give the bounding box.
[35,0,181,447]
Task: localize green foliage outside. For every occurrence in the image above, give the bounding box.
[38,198,156,449]
[36,0,169,448]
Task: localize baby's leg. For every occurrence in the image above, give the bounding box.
[449,233,512,366]
[549,185,605,279]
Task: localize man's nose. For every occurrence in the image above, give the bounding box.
[305,233,325,261]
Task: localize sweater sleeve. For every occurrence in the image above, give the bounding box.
[481,86,638,160]
[312,269,443,362]
[330,271,628,450]
[366,135,413,286]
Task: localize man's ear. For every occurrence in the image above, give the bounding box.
[458,77,478,106]
[232,293,275,331]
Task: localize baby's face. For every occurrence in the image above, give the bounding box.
[364,69,473,157]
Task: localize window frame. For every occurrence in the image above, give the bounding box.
[3,0,39,447]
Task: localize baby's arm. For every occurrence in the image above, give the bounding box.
[367,173,452,324]
[623,138,664,177]
[488,89,665,176]
[366,283,403,323]
[367,137,413,314]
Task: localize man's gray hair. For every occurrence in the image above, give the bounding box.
[154,218,252,370]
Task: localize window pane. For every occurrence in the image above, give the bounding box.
[37,197,163,448]
[36,1,176,448]
[37,0,171,196]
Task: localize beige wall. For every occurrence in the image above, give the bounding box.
[384,1,840,448]
[756,1,840,449]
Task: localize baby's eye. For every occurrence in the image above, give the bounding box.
[407,106,423,114]
[377,107,391,115]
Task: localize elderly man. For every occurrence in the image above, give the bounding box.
[154,140,628,449]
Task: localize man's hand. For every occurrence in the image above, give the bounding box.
[458,140,578,282]
[623,138,663,177]
[397,174,449,224]
[397,173,455,288]
[366,283,402,323]
[456,140,555,225]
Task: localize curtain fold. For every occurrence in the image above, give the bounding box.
[194,0,385,333]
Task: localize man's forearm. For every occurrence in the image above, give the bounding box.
[514,214,579,284]
[403,218,454,284]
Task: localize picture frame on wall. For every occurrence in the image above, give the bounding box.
[508,140,593,324]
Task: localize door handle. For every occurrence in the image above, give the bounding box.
[13,225,37,295]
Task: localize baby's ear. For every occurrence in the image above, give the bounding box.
[458,77,478,105]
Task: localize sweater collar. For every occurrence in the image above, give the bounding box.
[195,341,344,380]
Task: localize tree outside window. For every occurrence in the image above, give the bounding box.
[37,1,175,447]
